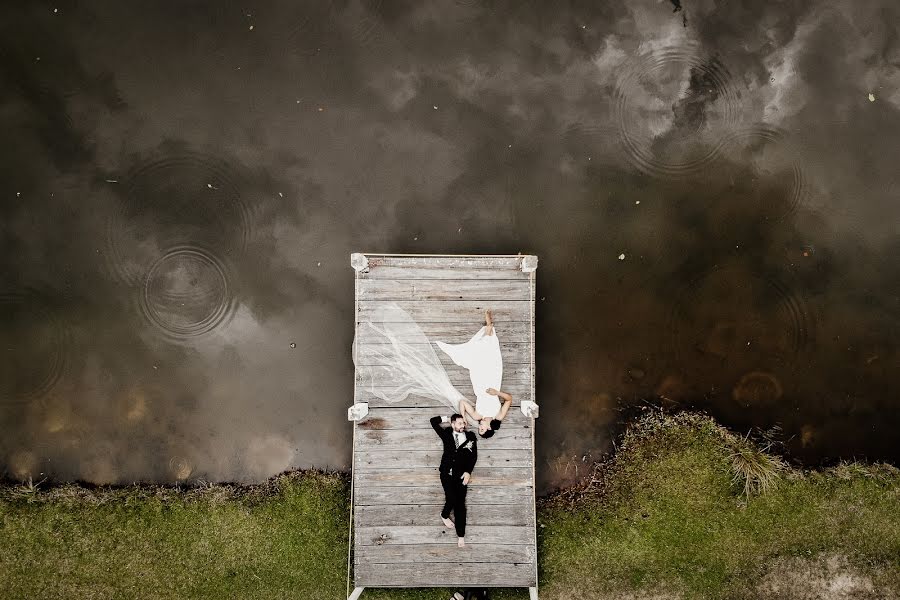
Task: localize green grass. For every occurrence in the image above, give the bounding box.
[2,412,899,599]
[538,412,900,599]
[0,471,349,599]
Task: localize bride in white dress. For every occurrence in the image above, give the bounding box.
[435,310,513,438]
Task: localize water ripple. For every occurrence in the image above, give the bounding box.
[732,370,784,406]
[104,152,255,287]
[666,261,814,373]
[715,124,808,223]
[168,455,194,480]
[614,43,742,178]
[0,287,71,407]
[138,245,236,341]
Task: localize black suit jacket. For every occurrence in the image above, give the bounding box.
[430,416,477,478]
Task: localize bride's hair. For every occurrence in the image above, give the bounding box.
[478,419,502,438]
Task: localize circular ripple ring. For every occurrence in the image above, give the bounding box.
[139,246,236,341]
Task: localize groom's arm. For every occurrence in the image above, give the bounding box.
[430,415,450,439]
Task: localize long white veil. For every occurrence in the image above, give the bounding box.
[352,302,467,412]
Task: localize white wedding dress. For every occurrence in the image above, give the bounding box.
[435,325,503,418]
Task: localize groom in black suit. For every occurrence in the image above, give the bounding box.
[430,414,478,547]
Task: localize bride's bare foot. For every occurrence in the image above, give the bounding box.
[442,517,454,529]
[458,537,465,548]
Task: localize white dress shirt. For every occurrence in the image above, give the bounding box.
[441,416,467,448]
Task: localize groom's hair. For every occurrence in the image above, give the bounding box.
[450,413,464,423]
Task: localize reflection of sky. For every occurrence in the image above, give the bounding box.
[0,0,898,493]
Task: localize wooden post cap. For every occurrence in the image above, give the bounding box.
[350,253,369,272]
[520,255,538,272]
[348,402,369,421]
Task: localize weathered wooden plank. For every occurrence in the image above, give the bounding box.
[355,449,532,470]
[355,390,530,408]
[356,427,531,451]
[357,364,530,391]
[354,343,531,367]
[355,504,535,527]
[354,485,532,506]
[357,407,530,430]
[354,321,532,343]
[365,256,526,269]
[361,266,531,280]
[357,300,530,322]
[359,256,532,282]
[356,525,533,546]
[357,279,531,301]
[355,467,532,488]
[355,388,532,408]
[357,368,530,390]
[354,561,536,587]
[355,542,535,564]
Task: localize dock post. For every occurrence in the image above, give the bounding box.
[350,253,369,272]
[521,400,539,418]
[348,586,365,600]
[520,254,538,272]
[347,402,369,421]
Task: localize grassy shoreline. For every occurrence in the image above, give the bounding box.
[2,411,898,599]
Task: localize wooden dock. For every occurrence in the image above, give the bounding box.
[347,254,539,599]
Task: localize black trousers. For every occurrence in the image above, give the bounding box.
[440,472,468,537]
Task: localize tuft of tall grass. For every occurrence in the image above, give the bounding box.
[728,435,787,497]
[7,476,47,503]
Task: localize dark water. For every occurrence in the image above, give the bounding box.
[1,1,898,494]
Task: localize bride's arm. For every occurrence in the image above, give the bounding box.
[459,400,481,425]
[459,399,484,424]
[488,388,513,421]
